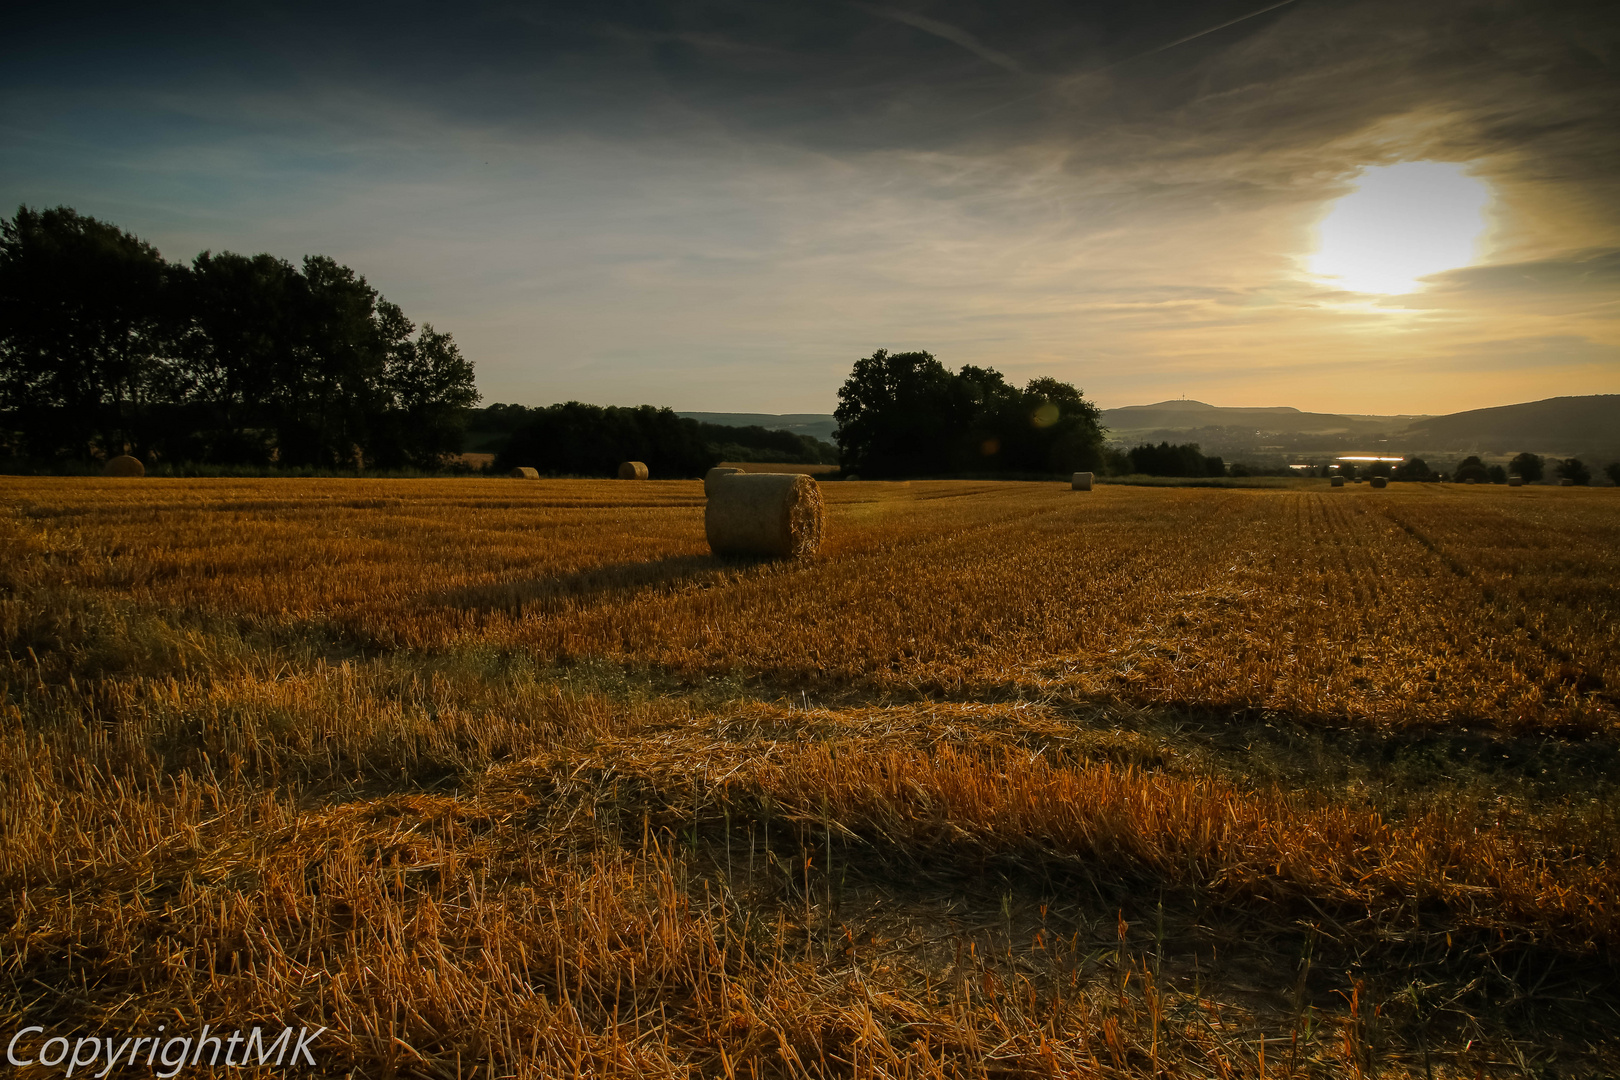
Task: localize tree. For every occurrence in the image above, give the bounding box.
[371,317,480,469]
[834,350,960,477]
[1509,452,1544,483]
[0,205,184,459]
[1556,458,1591,485]
[1487,464,1507,484]
[833,351,1104,477]
[1606,462,1620,486]
[1453,456,1490,483]
[1,206,479,469]
[1392,457,1433,481]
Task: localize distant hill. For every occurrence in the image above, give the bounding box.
[1101,400,1426,437]
[1398,395,1620,458]
[677,412,838,444]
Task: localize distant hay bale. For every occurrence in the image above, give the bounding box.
[1509,476,1524,487]
[509,467,539,479]
[704,467,746,496]
[103,455,144,477]
[1370,476,1387,489]
[705,471,825,559]
[1071,471,1093,491]
[1330,476,1345,487]
[618,460,649,480]
[1465,478,1477,484]
[1559,478,1574,486]
[844,474,860,482]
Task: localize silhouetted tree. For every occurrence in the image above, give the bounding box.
[1,206,479,468]
[1510,452,1544,482]
[1392,457,1434,481]
[1453,456,1490,483]
[1487,464,1507,484]
[1555,458,1590,485]
[1606,462,1620,486]
[835,350,961,476]
[0,206,185,459]
[833,350,1103,477]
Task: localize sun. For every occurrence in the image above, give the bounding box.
[1309,161,1492,294]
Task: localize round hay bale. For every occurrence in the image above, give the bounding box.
[1330,476,1345,487]
[103,455,144,477]
[1508,476,1524,487]
[844,474,860,482]
[1071,471,1094,491]
[509,467,540,479]
[1559,478,1574,486]
[1370,476,1387,489]
[704,466,746,497]
[705,471,824,559]
[618,460,649,480]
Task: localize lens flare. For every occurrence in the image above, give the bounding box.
[1309,161,1491,294]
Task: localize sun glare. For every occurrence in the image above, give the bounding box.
[1309,161,1491,294]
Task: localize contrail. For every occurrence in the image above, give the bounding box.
[855,3,1032,76]
[956,0,1306,121]
[1110,0,1303,69]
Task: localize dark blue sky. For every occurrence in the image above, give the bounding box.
[5,0,1617,412]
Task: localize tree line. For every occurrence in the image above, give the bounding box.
[473,403,838,475]
[834,350,1105,477]
[0,206,478,470]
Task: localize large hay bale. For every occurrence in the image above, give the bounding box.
[705,471,824,559]
[618,460,649,480]
[1071,471,1093,491]
[1508,476,1524,487]
[1559,478,1574,486]
[509,467,540,479]
[704,467,746,496]
[1330,476,1345,487]
[103,455,144,477]
[1370,476,1387,489]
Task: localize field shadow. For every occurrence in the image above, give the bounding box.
[426,553,771,616]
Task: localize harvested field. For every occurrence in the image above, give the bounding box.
[2,477,1618,1077]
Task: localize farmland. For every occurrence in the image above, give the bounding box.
[3,477,1618,1077]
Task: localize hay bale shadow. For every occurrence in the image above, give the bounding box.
[427,554,764,617]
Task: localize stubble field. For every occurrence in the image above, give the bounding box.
[2,476,1618,1077]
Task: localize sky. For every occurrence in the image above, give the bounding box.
[3,0,1617,415]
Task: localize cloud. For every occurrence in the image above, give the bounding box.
[2,0,1616,413]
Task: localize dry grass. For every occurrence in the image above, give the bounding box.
[2,476,1618,1076]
